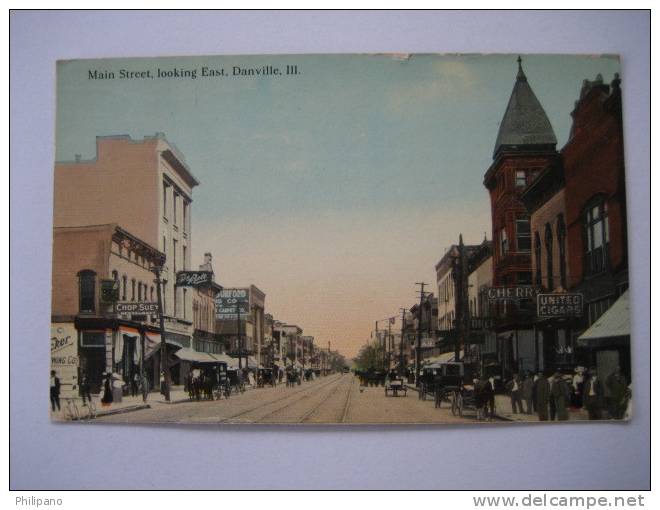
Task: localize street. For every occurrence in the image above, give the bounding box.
[94,373,475,425]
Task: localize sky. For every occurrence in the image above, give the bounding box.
[56,53,621,358]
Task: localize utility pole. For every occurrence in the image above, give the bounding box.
[151,265,170,402]
[387,318,392,372]
[415,282,428,385]
[455,234,469,364]
[399,308,407,377]
[236,301,242,370]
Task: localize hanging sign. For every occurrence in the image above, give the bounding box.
[116,302,160,314]
[175,271,214,287]
[537,293,583,317]
[487,286,540,301]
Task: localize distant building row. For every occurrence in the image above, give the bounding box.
[51,134,331,396]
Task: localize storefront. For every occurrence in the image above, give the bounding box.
[577,290,631,382]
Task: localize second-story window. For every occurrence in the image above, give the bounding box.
[516,217,531,252]
[173,191,178,226]
[131,278,136,301]
[78,270,96,313]
[183,201,188,232]
[534,232,542,286]
[163,181,169,220]
[558,214,567,288]
[515,170,527,188]
[122,275,127,300]
[584,200,609,275]
[500,227,508,257]
[545,223,554,291]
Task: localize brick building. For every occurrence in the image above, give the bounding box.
[51,224,165,395]
[483,57,560,374]
[520,73,629,379]
[54,134,200,385]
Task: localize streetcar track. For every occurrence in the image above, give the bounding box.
[339,375,354,423]
[219,374,342,423]
[297,375,351,423]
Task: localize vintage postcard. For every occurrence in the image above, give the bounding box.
[51,53,631,425]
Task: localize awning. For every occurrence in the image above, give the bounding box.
[423,350,464,366]
[210,353,235,366]
[577,290,630,348]
[119,326,140,339]
[175,348,220,364]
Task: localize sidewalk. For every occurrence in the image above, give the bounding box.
[405,384,589,422]
[494,394,589,422]
[90,383,261,418]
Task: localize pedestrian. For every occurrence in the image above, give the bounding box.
[606,366,628,419]
[551,371,571,421]
[101,372,113,407]
[131,371,140,397]
[80,369,92,406]
[547,372,557,420]
[480,375,495,420]
[571,367,585,408]
[531,372,539,413]
[474,374,488,421]
[506,373,524,414]
[522,371,534,415]
[583,367,604,420]
[535,371,550,421]
[50,370,61,412]
[141,371,150,403]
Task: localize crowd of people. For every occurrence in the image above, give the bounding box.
[501,366,631,421]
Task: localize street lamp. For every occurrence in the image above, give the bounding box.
[150,263,171,402]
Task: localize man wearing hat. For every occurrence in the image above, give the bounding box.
[583,367,604,420]
[551,371,571,421]
[535,371,550,421]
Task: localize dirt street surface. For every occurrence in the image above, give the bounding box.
[94,374,475,425]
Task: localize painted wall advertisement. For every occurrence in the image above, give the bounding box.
[51,323,79,397]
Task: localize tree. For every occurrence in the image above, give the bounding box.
[353,342,385,371]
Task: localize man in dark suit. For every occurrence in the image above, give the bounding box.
[606,366,628,419]
[50,370,61,412]
[535,372,550,421]
[551,371,571,421]
[583,367,605,420]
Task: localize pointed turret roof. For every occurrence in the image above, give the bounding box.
[493,57,557,158]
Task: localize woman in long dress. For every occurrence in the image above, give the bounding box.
[101,373,113,407]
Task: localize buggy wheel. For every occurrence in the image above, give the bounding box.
[451,391,461,416]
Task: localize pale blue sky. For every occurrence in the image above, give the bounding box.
[56,54,621,355]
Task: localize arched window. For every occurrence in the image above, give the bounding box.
[557,214,567,288]
[122,275,127,300]
[78,270,96,313]
[112,270,119,282]
[545,223,554,291]
[131,278,136,301]
[533,231,542,286]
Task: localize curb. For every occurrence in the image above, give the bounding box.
[94,404,151,418]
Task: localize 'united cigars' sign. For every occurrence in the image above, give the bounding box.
[175,271,213,287]
[116,302,160,314]
[537,293,583,317]
[487,286,540,301]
